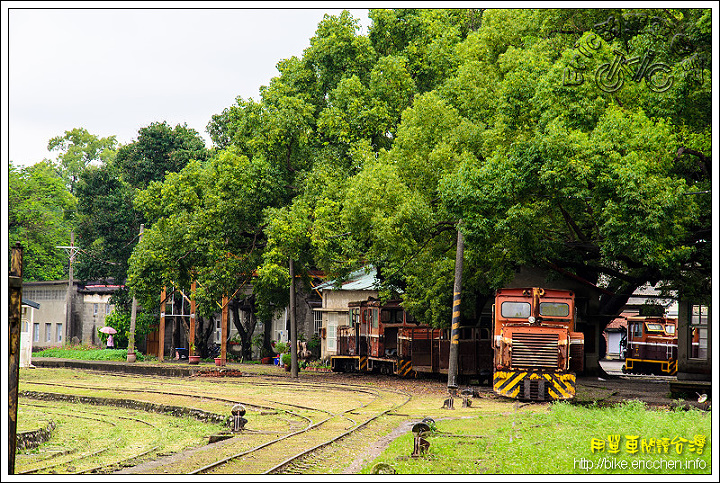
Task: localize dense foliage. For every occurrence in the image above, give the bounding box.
[8,161,77,281]
[11,8,711,340]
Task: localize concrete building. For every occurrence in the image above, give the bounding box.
[22,280,120,349]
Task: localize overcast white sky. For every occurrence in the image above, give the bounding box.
[3,3,371,167]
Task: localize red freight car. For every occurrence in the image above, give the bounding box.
[331,298,492,381]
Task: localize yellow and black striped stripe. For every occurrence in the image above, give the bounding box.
[493,370,576,400]
[396,358,414,377]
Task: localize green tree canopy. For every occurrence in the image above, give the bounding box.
[73,161,141,283]
[114,121,209,190]
[8,161,77,281]
[47,127,117,194]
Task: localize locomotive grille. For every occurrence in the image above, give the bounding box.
[511,333,559,368]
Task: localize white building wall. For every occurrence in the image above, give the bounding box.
[318,289,378,360]
[20,305,36,367]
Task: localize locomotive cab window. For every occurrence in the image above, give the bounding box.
[539,302,569,317]
[646,323,664,333]
[630,322,643,338]
[664,324,675,335]
[501,302,531,318]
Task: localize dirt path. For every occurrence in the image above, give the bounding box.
[341,420,416,474]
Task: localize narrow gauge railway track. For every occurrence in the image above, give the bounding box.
[193,386,411,474]
[20,375,410,474]
[16,401,162,475]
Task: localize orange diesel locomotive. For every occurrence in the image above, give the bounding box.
[622,316,678,375]
[492,287,585,401]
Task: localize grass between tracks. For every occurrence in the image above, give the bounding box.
[16,367,712,475]
[15,400,227,474]
[361,400,712,475]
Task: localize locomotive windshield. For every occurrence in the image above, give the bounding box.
[646,323,664,332]
[539,302,569,317]
[501,302,531,318]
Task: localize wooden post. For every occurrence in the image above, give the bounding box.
[221,295,228,365]
[189,281,196,356]
[8,243,23,474]
[159,287,166,362]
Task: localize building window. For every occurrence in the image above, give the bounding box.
[56,323,63,343]
[314,310,323,334]
[689,304,708,359]
[106,303,112,314]
[215,318,221,343]
[94,303,99,315]
[33,323,40,342]
[45,323,52,342]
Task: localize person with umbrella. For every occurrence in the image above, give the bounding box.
[100,326,117,349]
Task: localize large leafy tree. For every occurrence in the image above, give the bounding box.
[8,161,77,281]
[308,8,711,329]
[433,8,712,324]
[114,121,209,190]
[47,127,117,194]
[126,8,710,348]
[129,148,289,357]
[72,122,209,285]
[73,162,141,283]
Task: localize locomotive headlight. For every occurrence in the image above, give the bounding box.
[528,316,536,324]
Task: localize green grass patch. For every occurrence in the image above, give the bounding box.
[363,400,711,475]
[33,347,149,362]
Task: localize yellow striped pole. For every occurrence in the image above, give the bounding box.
[447,229,464,390]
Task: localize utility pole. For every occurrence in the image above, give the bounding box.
[289,258,298,378]
[9,243,23,474]
[127,224,144,362]
[57,232,80,345]
[447,229,464,392]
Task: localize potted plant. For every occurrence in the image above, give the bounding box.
[188,343,201,364]
[281,352,292,371]
[214,356,225,366]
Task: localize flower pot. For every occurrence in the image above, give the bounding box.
[126,352,136,363]
[188,355,201,364]
[215,357,225,366]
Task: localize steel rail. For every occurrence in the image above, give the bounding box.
[265,388,412,474]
